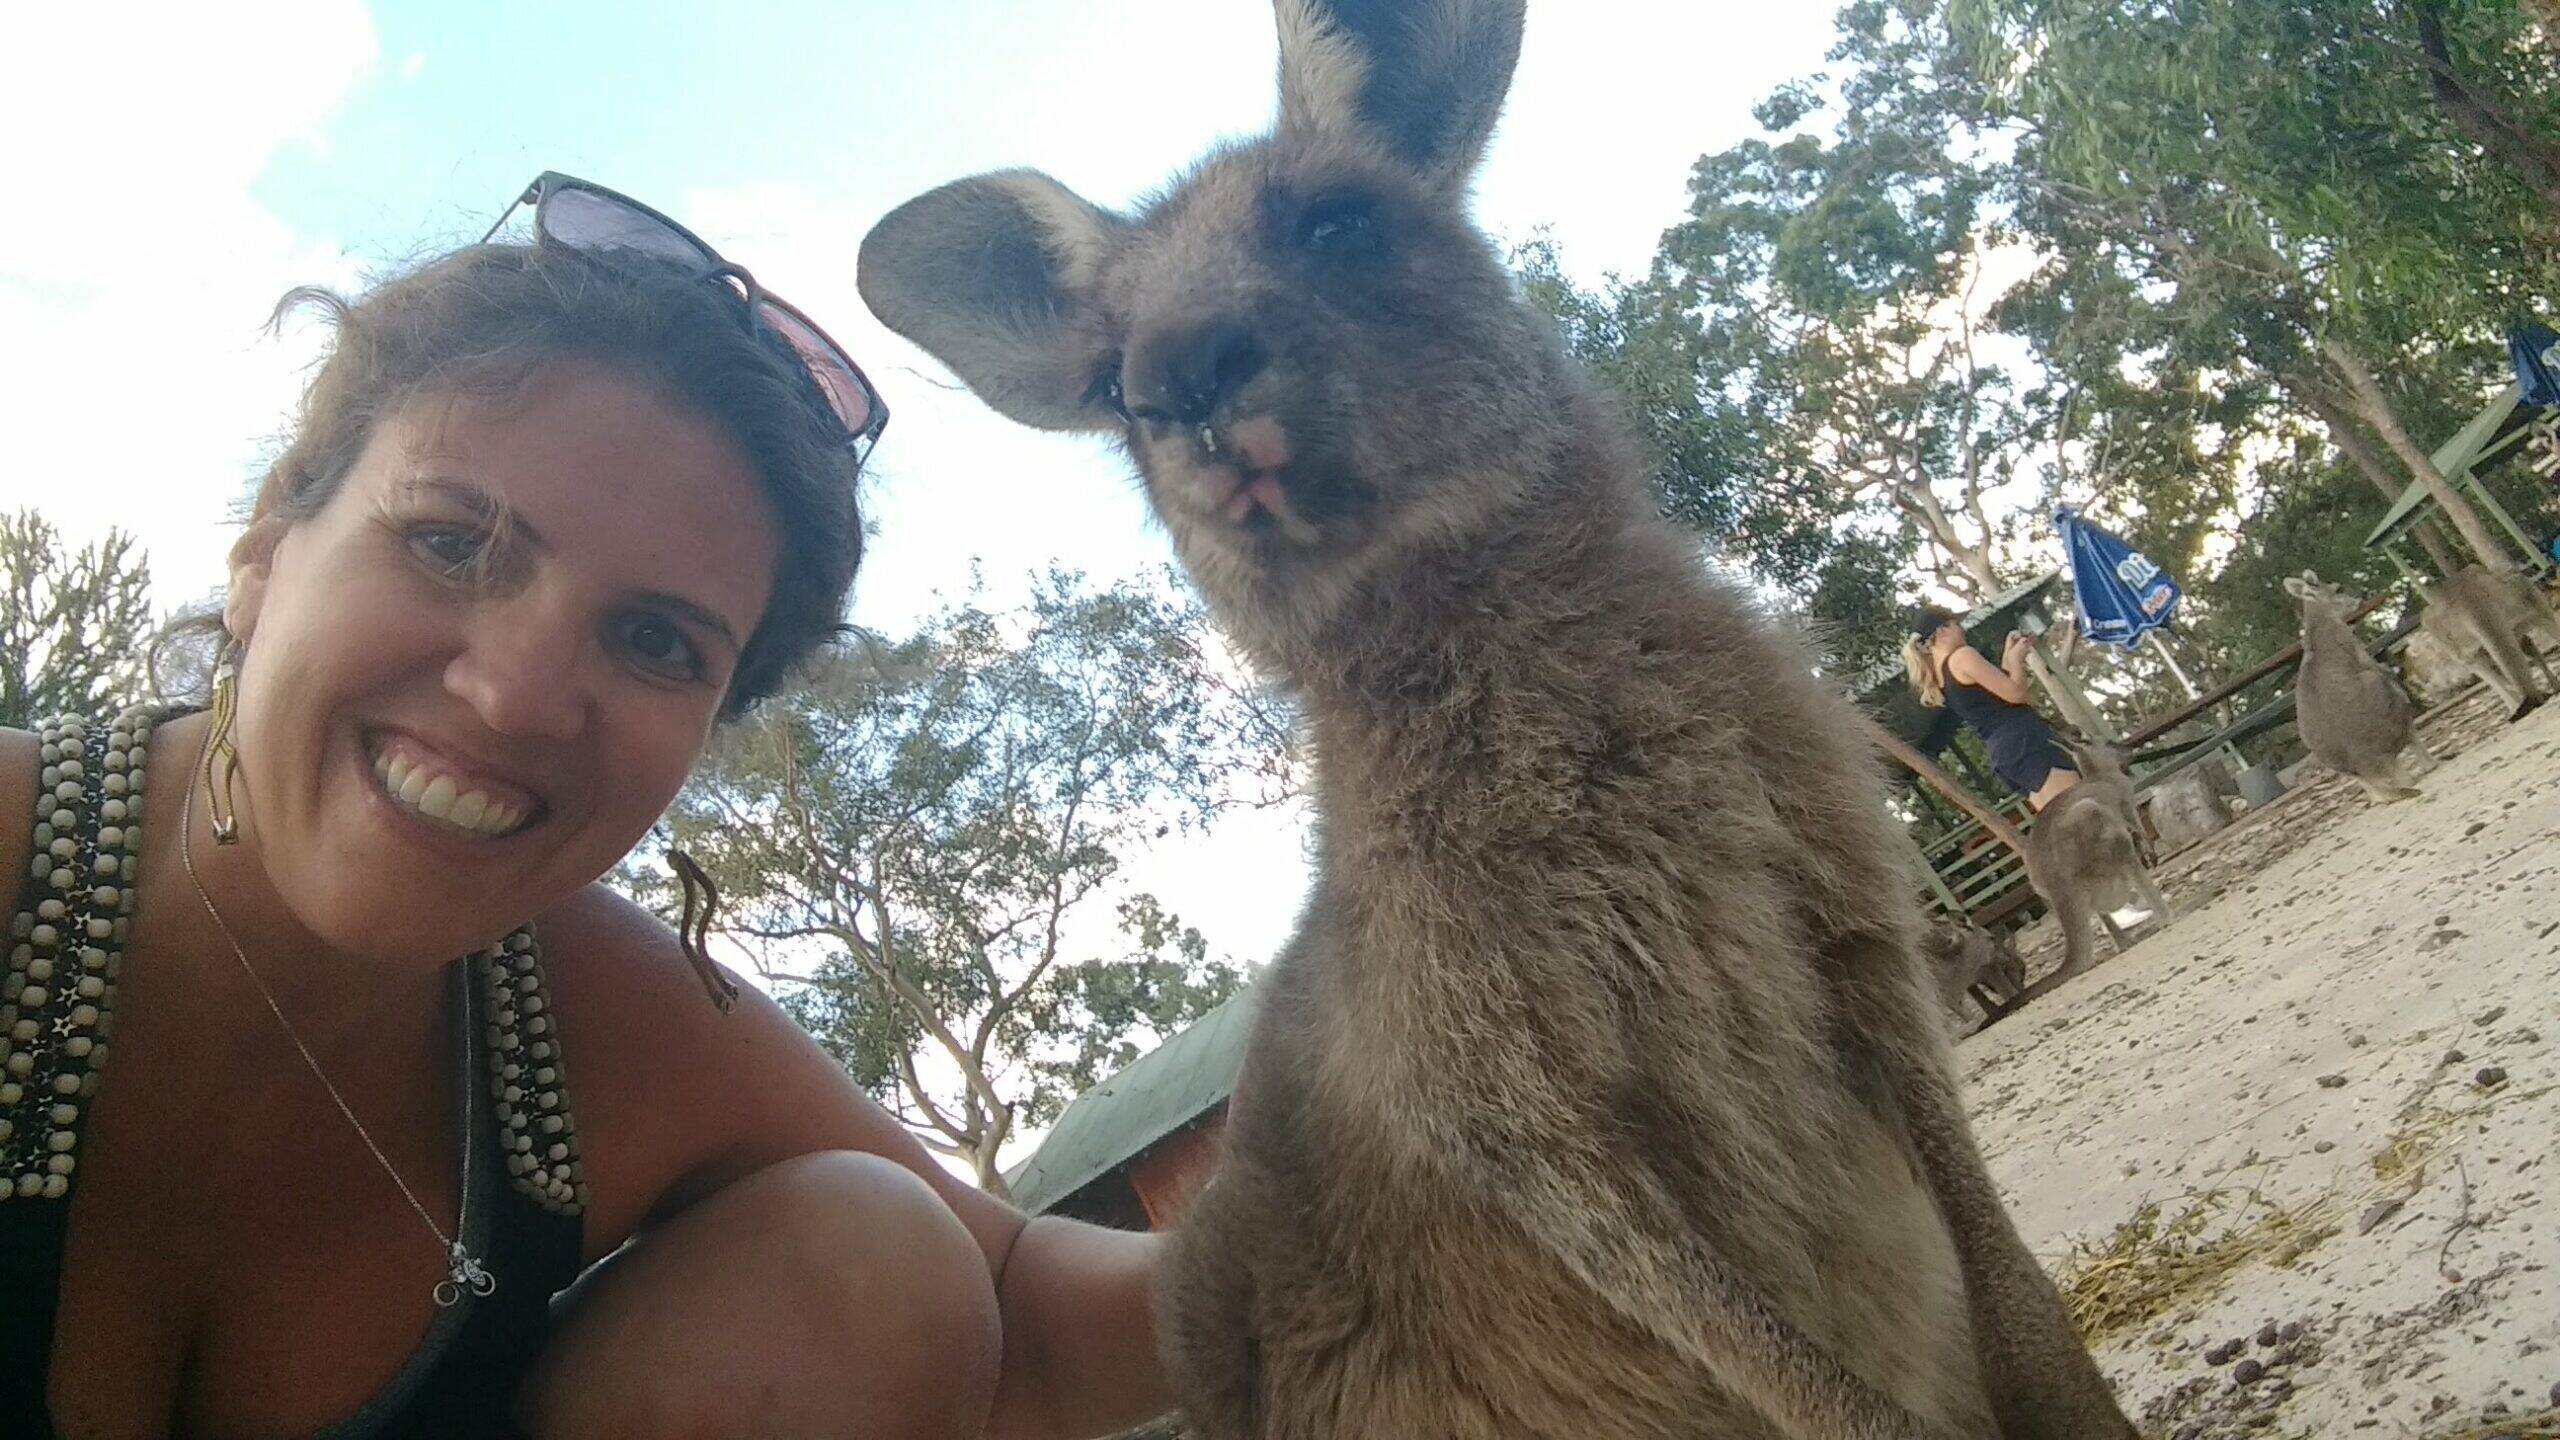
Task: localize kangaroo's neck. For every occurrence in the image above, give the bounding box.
[1302,468,1665,702]
[2301,607,2362,657]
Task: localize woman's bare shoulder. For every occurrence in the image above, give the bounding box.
[1944,645,1998,681]
[0,729,40,907]
[527,883,1010,1256]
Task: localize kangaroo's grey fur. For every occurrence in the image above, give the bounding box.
[2418,564,2554,718]
[2285,571,2432,802]
[857,3,2133,1434]
[2015,745,2170,1005]
[1922,919,2028,1036]
[2472,565,2560,689]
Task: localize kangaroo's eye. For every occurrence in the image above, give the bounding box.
[1087,354,1130,420]
[1300,194,1381,256]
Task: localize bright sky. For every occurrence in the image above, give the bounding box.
[0,0,1840,1154]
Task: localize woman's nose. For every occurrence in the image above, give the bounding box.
[443,601,592,742]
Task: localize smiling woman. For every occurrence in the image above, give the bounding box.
[0,182,1173,1439]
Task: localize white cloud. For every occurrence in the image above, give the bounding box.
[0,0,378,608]
[398,50,426,80]
[1477,4,1839,283]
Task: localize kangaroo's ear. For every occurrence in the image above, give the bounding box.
[1275,0,1526,188]
[858,170,1127,433]
[2282,576,2310,600]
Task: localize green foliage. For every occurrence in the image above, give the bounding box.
[659,568,1288,1191]
[2193,445,2404,670]
[1518,237,1853,588]
[0,511,153,729]
[1963,0,2560,375]
[1807,530,1923,678]
[1532,0,2560,740]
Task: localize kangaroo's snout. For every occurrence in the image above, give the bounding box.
[1127,316,1270,428]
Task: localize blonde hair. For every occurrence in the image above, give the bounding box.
[1903,633,1946,710]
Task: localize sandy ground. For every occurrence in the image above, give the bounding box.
[1965,686,2560,1438]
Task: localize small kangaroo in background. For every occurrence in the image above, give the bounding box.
[2418,564,2555,718]
[858,2,2135,1435]
[2016,744,2171,1004]
[2286,571,2433,801]
[1922,919,2029,1036]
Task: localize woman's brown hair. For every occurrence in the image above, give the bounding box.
[190,240,865,717]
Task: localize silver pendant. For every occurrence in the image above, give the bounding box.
[434,1242,498,1307]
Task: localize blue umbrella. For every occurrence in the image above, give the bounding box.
[2056,506,2181,650]
[2513,325,2560,410]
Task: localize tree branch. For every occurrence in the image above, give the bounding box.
[2406,0,2560,216]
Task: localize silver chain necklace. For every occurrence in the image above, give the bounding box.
[179,730,494,1307]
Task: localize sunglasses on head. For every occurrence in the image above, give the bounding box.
[481,171,888,464]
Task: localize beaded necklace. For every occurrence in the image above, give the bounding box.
[0,707,587,1230]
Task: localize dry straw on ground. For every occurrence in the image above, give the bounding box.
[2053,1072,2549,1345]
[2052,1187,2337,1343]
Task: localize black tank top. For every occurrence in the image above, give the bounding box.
[0,715,583,1436]
[1942,671,2059,766]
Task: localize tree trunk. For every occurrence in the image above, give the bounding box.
[2025,643,2114,743]
[2296,377,2468,574]
[975,1147,1013,1198]
[2320,339,2513,570]
[2410,1,2560,217]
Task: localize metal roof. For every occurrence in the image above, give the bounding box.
[2364,383,2531,547]
[1004,985,1262,1215]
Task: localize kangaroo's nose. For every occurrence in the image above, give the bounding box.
[1125,318,1268,426]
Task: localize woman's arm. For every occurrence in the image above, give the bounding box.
[538,886,1174,1439]
[1946,643,2034,705]
[2001,630,2035,687]
[986,1217,1172,1439]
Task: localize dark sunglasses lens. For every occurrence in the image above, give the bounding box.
[540,186,718,271]
[762,302,879,440]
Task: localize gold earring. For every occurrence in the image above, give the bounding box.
[203,660,242,845]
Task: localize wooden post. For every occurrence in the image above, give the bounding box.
[2023,637,2114,744]
[1859,713,2029,860]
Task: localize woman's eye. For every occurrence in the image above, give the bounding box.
[615,612,705,682]
[406,524,490,578]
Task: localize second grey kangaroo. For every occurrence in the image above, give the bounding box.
[857,2,2134,1435]
[2419,564,2554,717]
[2016,745,2171,1004]
[2286,571,2432,801]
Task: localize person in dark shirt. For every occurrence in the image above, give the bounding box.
[1902,606,2084,811]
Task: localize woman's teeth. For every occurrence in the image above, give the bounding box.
[373,751,529,838]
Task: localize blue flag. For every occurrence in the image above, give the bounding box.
[2056,506,2181,650]
[2514,325,2560,410]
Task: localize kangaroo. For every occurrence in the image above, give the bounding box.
[2474,565,2560,681]
[2418,564,2553,718]
[2014,745,2170,1005]
[1922,919,2028,1036]
[857,3,2134,1435]
[2285,571,2432,802]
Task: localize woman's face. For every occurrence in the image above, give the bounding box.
[1932,621,1964,651]
[223,360,781,962]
